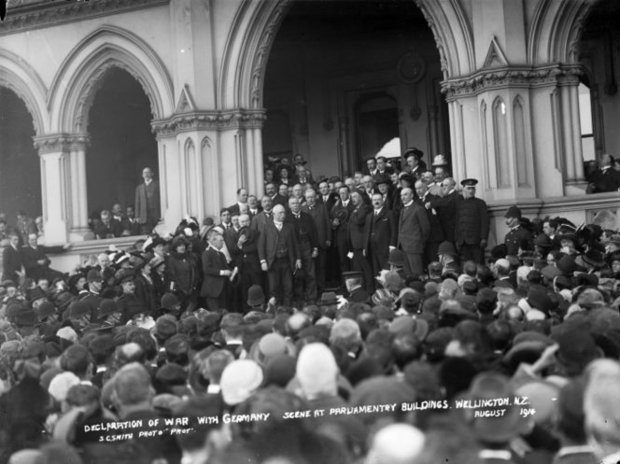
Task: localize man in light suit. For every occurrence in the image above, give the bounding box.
[134,167,160,234]
[397,187,430,279]
[258,204,300,306]
[200,229,235,311]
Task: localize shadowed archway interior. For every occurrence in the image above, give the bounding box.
[262,0,449,178]
[0,87,41,225]
[86,67,157,220]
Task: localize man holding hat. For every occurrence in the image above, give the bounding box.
[455,179,489,264]
[343,271,370,304]
[201,229,235,312]
[504,205,532,256]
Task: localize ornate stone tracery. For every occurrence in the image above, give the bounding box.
[33,133,89,154]
[441,64,583,101]
[1,0,169,35]
[151,109,267,139]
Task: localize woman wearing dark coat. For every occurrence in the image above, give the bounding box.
[165,236,198,311]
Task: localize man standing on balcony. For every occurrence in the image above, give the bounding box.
[135,167,160,234]
[588,153,620,193]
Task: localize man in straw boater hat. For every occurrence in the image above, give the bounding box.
[431,153,450,179]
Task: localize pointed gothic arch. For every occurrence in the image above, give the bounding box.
[0,49,48,135]
[220,0,475,111]
[48,25,174,133]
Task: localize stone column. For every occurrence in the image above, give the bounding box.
[152,109,266,231]
[33,134,74,244]
[67,135,90,240]
[562,76,588,192]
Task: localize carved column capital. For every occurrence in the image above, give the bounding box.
[33,133,89,154]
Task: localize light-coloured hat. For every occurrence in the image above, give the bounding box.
[432,154,448,167]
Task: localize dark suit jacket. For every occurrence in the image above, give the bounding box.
[258,221,299,269]
[21,246,51,279]
[287,212,319,249]
[348,204,371,251]
[419,192,445,244]
[397,202,430,254]
[224,227,242,266]
[348,286,370,304]
[247,207,262,222]
[330,200,355,236]
[94,219,123,239]
[2,245,22,282]
[319,192,338,212]
[365,207,397,254]
[250,211,273,234]
[227,203,248,216]
[201,247,230,298]
[271,194,288,208]
[590,167,620,193]
[455,197,489,246]
[302,203,332,249]
[121,217,142,235]
[429,190,459,242]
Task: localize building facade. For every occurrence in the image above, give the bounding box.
[0,0,618,267]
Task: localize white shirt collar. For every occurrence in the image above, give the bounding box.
[479,450,512,460]
[556,445,594,458]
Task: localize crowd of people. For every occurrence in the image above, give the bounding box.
[0,150,618,463]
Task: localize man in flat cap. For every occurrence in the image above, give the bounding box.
[455,179,489,264]
[504,205,532,256]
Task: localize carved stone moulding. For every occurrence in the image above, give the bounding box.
[1,0,169,35]
[33,133,89,154]
[151,109,267,138]
[441,64,583,100]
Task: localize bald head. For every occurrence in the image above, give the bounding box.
[273,204,286,222]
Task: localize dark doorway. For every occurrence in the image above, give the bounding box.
[355,93,399,170]
[263,0,449,180]
[0,87,41,225]
[86,67,157,218]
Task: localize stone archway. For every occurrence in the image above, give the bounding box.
[42,25,174,241]
[49,25,174,134]
[218,0,474,192]
[0,49,48,136]
[221,0,474,111]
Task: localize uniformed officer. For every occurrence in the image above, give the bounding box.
[504,205,532,256]
[455,179,489,264]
